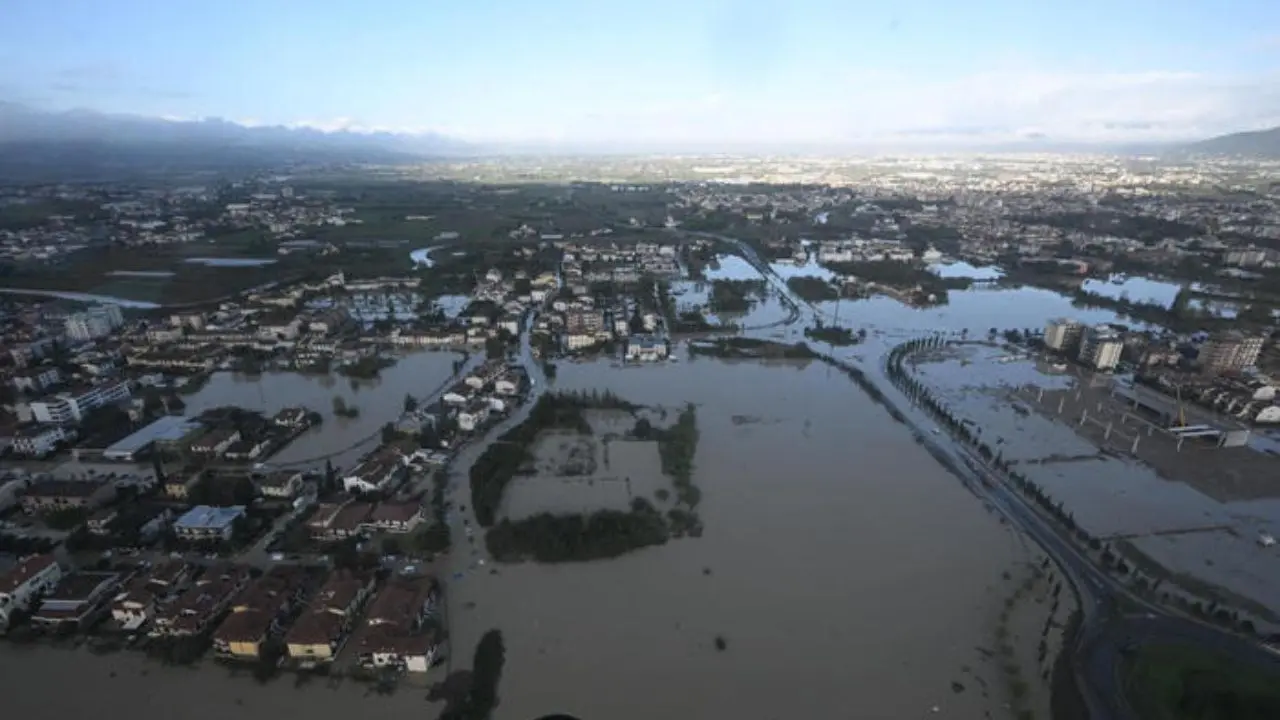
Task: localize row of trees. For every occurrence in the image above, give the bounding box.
[485,498,671,563]
[886,336,1271,639]
[470,391,639,526]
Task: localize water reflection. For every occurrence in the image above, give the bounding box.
[929,261,1004,281]
[703,254,758,281]
[1080,275,1183,307]
[447,357,1031,720]
[180,351,458,469]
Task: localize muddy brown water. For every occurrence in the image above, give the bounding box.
[181,351,459,470]
[443,357,1035,720]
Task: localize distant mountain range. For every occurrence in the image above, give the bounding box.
[3,101,1280,179]
[1185,125,1280,158]
[0,102,472,180]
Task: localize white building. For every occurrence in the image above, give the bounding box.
[1077,326,1124,371]
[1044,318,1083,352]
[30,381,131,425]
[11,366,61,393]
[626,335,669,362]
[64,305,125,342]
[12,425,74,457]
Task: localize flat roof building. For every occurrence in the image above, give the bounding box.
[173,505,245,542]
[103,416,204,462]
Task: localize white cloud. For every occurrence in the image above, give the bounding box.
[464,68,1280,147]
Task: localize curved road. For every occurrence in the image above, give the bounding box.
[695,229,1280,718]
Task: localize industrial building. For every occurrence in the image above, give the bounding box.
[101,415,204,461]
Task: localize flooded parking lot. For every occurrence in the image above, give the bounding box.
[446,356,1049,720]
[907,343,1280,617]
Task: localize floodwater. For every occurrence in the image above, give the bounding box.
[0,646,425,720]
[0,287,161,308]
[703,254,758,281]
[446,357,1038,720]
[815,286,1147,344]
[909,343,1280,619]
[410,245,442,267]
[930,261,1005,280]
[181,351,458,470]
[1080,274,1182,306]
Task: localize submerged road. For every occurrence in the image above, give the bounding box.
[690,229,1280,718]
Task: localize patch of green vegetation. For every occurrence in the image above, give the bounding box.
[786,275,840,302]
[469,391,634,527]
[436,630,505,720]
[1123,644,1280,720]
[485,499,670,563]
[688,337,818,360]
[709,278,766,313]
[804,323,863,346]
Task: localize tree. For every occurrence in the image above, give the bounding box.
[485,335,507,360]
[403,394,418,413]
[322,459,337,495]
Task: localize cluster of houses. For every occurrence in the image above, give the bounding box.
[540,291,669,361]
[0,553,441,672]
[559,240,682,283]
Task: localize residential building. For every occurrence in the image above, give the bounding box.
[285,569,375,664]
[307,502,372,542]
[271,407,310,428]
[1077,325,1124,371]
[565,309,604,335]
[256,470,303,499]
[342,454,404,494]
[111,576,160,631]
[351,576,441,672]
[188,428,241,456]
[11,366,61,393]
[1199,331,1266,374]
[172,505,246,543]
[12,424,74,457]
[1044,318,1083,353]
[151,563,252,637]
[162,472,203,500]
[20,479,115,515]
[362,501,425,534]
[0,554,62,628]
[64,304,124,342]
[212,566,307,660]
[31,571,123,631]
[625,335,669,362]
[29,380,131,425]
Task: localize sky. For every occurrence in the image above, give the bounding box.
[2,0,1280,149]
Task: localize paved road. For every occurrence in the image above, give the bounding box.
[692,229,1280,718]
[439,309,548,668]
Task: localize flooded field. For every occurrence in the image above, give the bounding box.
[182,351,458,469]
[908,343,1280,618]
[447,357,1050,720]
[500,410,671,521]
[816,287,1140,344]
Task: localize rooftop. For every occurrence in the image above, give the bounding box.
[173,505,245,531]
[24,479,107,499]
[44,571,121,602]
[104,415,203,455]
[0,554,58,594]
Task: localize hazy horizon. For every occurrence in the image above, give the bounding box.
[3,0,1280,149]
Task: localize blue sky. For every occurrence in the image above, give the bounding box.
[2,0,1279,146]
